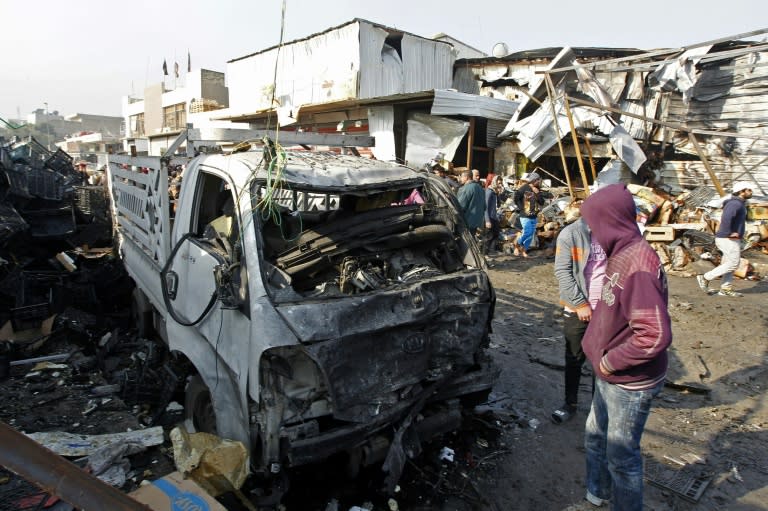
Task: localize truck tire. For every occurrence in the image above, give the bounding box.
[184,375,218,435]
[131,287,154,338]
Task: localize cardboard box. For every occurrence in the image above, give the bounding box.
[129,472,227,511]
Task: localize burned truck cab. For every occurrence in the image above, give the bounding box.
[148,146,497,485]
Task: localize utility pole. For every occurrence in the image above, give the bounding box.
[44,102,51,150]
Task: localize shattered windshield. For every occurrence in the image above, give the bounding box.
[251,175,473,301]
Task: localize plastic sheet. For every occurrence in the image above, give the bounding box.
[404,113,468,169]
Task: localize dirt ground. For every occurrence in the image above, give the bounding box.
[1,247,766,511]
[474,248,768,511]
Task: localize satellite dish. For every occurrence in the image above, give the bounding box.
[492,42,509,58]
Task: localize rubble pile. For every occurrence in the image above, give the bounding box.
[0,138,191,506]
[627,183,767,278]
[498,177,768,280]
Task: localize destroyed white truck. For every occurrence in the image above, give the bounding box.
[107,129,497,492]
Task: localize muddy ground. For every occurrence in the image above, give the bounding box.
[1,249,766,511]
[474,249,768,511]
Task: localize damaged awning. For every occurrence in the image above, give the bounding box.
[430,89,518,120]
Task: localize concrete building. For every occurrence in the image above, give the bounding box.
[122,68,236,155]
[55,131,122,171]
[25,109,122,142]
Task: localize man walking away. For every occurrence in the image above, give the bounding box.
[697,181,753,297]
[579,183,672,511]
[551,207,606,424]
[457,170,486,233]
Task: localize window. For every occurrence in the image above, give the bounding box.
[163,103,187,131]
[129,113,145,137]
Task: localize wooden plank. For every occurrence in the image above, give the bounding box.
[562,95,591,190]
[544,73,576,197]
[688,133,726,196]
[643,225,675,241]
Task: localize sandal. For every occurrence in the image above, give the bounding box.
[551,403,577,424]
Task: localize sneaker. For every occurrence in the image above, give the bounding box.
[718,287,743,297]
[585,491,607,507]
[551,403,577,424]
[696,275,710,293]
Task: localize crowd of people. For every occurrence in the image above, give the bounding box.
[434,164,548,261]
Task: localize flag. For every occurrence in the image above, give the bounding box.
[174,61,179,78]
[187,51,191,72]
[162,59,168,76]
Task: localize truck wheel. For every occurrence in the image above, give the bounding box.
[131,288,153,338]
[184,375,218,435]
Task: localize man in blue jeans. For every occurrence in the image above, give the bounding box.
[513,172,545,257]
[579,184,673,510]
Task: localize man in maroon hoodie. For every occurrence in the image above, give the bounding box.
[579,184,672,510]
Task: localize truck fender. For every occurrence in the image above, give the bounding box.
[167,320,251,449]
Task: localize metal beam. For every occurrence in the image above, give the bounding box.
[187,128,375,147]
[162,129,189,158]
[0,421,152,510]
[565,96,763,140]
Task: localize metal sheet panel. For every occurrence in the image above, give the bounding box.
[359,24,404,98]
[430,89,518,120]
[401,34,455,94]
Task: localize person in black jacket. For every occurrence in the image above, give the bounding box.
[513,172,545,257]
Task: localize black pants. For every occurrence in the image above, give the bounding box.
[563,311,590,406]
[482,219,500,254]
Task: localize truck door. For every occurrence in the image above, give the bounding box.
[163,172,237,325]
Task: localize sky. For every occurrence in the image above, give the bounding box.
[1,0,766,120]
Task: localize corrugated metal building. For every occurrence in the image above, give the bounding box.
[226,18,455,126]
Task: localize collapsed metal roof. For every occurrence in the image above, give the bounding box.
[471,29,768,194]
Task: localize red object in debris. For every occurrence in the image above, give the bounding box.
[16,492,60,508]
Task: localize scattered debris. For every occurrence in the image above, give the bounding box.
[170,426,250,498]
[128,471,228,511]
[645,458,711,503]
[439,447,455,463]
[25,426,164,457]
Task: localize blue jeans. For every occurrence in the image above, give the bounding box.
[585,378,662,511]
[519,216,537,250]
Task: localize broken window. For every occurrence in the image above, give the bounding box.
[162,103,186,131]
[129,113,144,137]
[253,178,467,300]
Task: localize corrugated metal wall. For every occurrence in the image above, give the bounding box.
[358,24,404,97]
[661,51,768,194]
[227,23,361,116]
[227,20,455,120]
